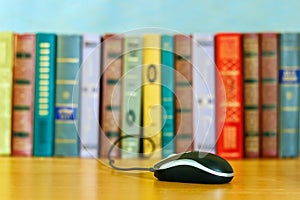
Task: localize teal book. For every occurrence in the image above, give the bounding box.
[54,35,82,157]
[161,35,175,158]
[121,36,143,158]
[33,33,57,156]
[279,33,300,157]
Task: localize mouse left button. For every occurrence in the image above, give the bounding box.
[153,153,183,170]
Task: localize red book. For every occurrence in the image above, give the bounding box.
[242,33,260,158]
[260,33,279,158]
[12,34,36,156]
[100,34,123,158]
[174,34,193,153]
[215,33,243,159]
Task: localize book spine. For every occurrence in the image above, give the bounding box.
[33,33,57,157]
[121,36,143,158]
[100,34,123,158]
[192,33,216,153]
[0,32,14,155]
[80,34,101,158]
[161,35,175,158]
[12,34,36,156]
[260,33,279,158]
[242,33,260,158]
[143,34,162,158]
[54,35,82,157]
[215,33,243,159]
[174,34,193,153]
[279,33,300,157]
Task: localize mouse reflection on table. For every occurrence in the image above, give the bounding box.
[153,151,234,184]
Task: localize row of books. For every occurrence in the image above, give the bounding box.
[0,31,299,159]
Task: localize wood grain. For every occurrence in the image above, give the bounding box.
[0,157,300,199]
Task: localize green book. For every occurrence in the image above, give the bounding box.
[54,35,82,157]
[121,35,143,158]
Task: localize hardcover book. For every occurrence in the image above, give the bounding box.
[260,33,279,158]
[33,33,57,157]
[215,33,244,159]
[100,34,123,158]
[279,33,300,157]
[0,32,14,155]
[242,33,260,158]
[192,33,216,153]
[12,34,36,156]
[54,35,82,157]
[161,35,175,158]
[174,34,193,153]
[80,34,101,158]
[143,34,162,158]
[121,35,143,158]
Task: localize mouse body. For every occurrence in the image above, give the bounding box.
[153,151,234,184]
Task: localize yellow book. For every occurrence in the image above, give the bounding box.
[0,32,14,155]
[143,34,162,158]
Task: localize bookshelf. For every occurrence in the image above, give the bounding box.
[0,157,300,199]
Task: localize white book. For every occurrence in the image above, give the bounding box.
[80,34,101,158]
[192,33,216,153]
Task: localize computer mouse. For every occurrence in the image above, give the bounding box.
[153,151,234,184]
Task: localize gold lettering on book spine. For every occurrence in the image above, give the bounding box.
[56,58,79,63]
[38,42,50,116]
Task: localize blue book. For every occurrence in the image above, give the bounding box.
[279,33,300,157]
[54,35,82,157]
[192,33,216,154]
[161,35,175,158]
[80,34,101,158]
[33,33,57,157]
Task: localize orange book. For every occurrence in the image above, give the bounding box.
[215,33,244,159]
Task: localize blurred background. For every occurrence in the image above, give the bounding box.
[1,0,300,34]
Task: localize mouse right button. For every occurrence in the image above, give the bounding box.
[180,151,234,173]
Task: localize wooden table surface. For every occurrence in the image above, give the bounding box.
[0,157,300,200]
